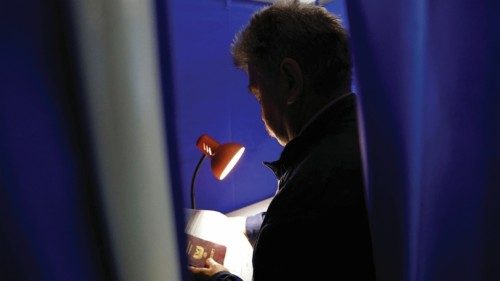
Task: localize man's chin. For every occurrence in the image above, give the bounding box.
[269,132,286,146]
[265,127,286,146]
[276,139,287,147]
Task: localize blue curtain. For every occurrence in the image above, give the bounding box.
[346,1,500,280]
[0,2,113,280]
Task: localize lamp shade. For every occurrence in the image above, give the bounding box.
[196,134,245,180]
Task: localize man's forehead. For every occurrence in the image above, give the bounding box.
[247,64,265,84]
[247,64,257,76]
[247,64,258,85]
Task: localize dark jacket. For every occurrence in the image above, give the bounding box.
[212,94,375,281]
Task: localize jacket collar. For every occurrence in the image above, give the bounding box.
[263,93,356,180]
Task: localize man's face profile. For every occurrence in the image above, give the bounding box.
[247,64,289,146]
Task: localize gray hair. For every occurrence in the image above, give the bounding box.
[231,0,352,97]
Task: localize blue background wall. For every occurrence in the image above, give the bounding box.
[168,0,349,212]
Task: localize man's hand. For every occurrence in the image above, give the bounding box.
[189,258,229,281]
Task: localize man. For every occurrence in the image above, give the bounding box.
[191,1,375,280]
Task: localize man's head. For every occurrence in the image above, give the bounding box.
[231,0,351,145]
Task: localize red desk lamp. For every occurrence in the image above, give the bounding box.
[190,134,245,209]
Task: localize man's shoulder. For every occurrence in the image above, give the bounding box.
[301,126,361,171]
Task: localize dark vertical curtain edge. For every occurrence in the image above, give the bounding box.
[153,0,189,280]
[58,1,119,280]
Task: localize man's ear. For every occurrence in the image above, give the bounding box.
[280,58,303,105]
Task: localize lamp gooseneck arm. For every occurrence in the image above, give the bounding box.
[190,154,206,209]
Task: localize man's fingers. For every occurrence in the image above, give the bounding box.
[189,258,218,274]
[190,258,228,280]
[205,258,216,267]
[189,266,208,274]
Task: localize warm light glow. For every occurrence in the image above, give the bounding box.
[219,147,245,180]
[192,134,245,209]
[253,0,320,4]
